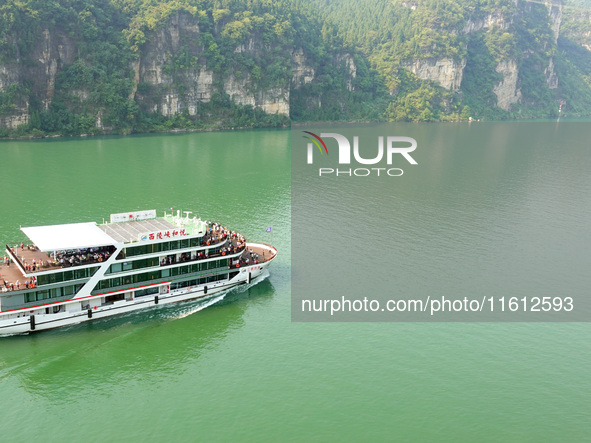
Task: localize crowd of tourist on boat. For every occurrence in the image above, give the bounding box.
[52,247,115,267]
[159,222,248,267]
[1,277,36,293]
[240,249,263,266]
[202,222,245,247]
[2,246,39,292]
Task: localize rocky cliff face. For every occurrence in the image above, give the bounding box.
[0,1,579,131]
[493,59,522,110]
[0,102,29,129]
[132,12,317,118]
[404,57,466,91]
[0,27,77,130]
[547,3,562,44]
[461,12,511,34]
[292,48,315,87]
[403,12,510,90]
[545,57,558,89]
[0,27,76,129]
[221,74,289,115]
[545,3,562,90]
[0,10,336,131]
[336,53,356,91]
[0,62,20,91]
[401,4,565,110]
[30,28,76,109]
[0,63,28,129]
[133,12,210,117]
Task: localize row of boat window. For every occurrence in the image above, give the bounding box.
[36,267,99,286]
[22,270,230,308]
[96,259,229,291]
[24,284,83,303]
[108,257,159,274]
[22,272,229,306]
[122,237,204,258]
[161,259,227,275]
[135,287,159,297]
[170,274,227,290]
[106,247,222,275]
[34,244,226,287]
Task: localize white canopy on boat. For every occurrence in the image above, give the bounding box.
[21,222,117,251]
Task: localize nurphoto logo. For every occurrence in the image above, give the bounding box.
[303,131,418,177]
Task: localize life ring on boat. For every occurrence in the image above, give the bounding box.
[98,256,103,262]
[236,263,239,268]
[222,251,226,256]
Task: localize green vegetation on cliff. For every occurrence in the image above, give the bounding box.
[312,0,591,121]
[1,0,591,137]
[0,0,385,137]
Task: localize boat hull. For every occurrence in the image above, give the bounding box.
[0,253,273,335]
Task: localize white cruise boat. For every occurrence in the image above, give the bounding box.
[0,209,277,335]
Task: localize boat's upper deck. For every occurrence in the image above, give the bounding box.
[1,210,235,293]
[1,243,116,291]
[99,218,177,243]
[98,213,207,243]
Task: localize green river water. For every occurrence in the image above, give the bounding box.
[0,124,590,442]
